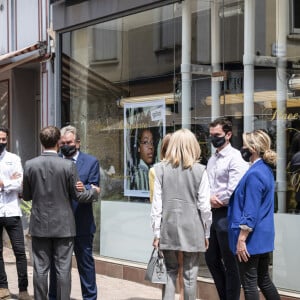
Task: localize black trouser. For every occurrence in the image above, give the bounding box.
[0,216,28,291]
[238,252,280,300]
[205,207,241,300]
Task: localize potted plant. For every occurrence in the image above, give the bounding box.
[20,200,32,264]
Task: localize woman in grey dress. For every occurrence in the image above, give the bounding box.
[150,128,212,299]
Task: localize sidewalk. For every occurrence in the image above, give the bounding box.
[3,247,174,300]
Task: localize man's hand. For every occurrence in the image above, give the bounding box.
[11,172,22,180]
[91,184,100,194]
[75,181,84,192]
[210,195,224,208]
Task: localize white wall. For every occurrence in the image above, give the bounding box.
[273,213,300,292]
[100,201,153,263]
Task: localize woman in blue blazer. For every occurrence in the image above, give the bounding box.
[228,130,280,300]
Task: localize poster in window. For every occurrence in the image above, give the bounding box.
[124,100,166,198]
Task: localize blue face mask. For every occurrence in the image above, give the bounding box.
[240,147,252,162]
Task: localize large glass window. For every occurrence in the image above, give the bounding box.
[60,0,300,288]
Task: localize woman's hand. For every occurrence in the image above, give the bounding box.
[205,238,209,250]
[236,239,250,262]
[152,238,160,249]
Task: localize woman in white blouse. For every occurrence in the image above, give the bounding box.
[150,128,212,300]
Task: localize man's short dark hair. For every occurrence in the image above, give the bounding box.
[0,126,9,136]
[39,126,61,148]
[209,117,232,134]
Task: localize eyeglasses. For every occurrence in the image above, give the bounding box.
[140,140,154,146]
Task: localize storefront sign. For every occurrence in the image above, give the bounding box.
[223,72,243,94]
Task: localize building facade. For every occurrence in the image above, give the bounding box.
[0,0,55,161]
[3,0,300,298]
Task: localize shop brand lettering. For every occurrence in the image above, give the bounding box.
[270,110,299,121]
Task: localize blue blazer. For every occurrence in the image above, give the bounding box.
[72,151,100,236]
[228,159,275,255]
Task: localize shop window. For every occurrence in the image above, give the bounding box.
[290,0,300,34]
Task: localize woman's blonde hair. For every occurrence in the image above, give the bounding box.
[243,129,277,166]
[164,128,201,168]
[160,133,172,159]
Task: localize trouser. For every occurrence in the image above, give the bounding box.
[238,252,280,300]
[162,250,200,300]
[0,216,28,291]
[205,207,241,300]
[48,234,97,300]
[32,236,73,300]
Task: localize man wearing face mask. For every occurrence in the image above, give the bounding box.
[205,118,248,300]
[49,125,100,300]
[0,127,32,300]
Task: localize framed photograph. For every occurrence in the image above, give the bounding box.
[124,100,166,197]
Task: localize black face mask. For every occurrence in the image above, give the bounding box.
[211,135,226,148]
[240,147,252,162]
[60,145,77,157]
[0,143,7,154]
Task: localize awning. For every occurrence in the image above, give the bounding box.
[0,41,48,73]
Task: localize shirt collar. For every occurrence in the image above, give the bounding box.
[216,143,232,157]
[139,158,150,170]
[0,149,6,159]
[251,157,262,165]
[63,150,79,162]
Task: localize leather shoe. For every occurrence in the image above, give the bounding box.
[19,290,32,300]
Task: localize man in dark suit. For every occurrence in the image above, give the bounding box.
[49,125,100,300]
[22,126,100,300]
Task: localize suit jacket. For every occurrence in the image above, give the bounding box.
[228,159,275,255]
[72,151,100,236]
[22,152,98,238]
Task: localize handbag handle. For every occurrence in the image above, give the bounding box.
[152,247,164,258]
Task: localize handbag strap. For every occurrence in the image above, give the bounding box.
[152,247,164,258]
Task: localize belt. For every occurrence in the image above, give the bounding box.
[211,206,228,212]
